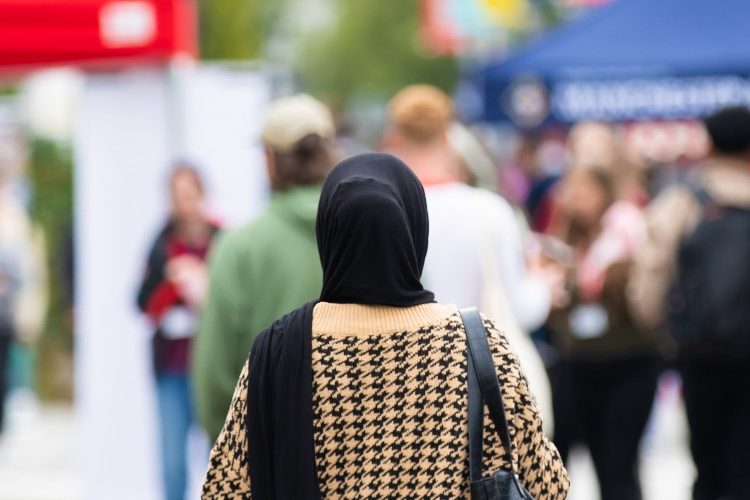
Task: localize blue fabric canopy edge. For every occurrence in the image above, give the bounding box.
[466,0,750,126]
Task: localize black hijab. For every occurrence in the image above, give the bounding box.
[317,152,435,305]
[247,153,434,499]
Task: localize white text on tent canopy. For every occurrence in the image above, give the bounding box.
[552,75,750,122]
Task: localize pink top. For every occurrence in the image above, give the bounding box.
[576,201,646,301]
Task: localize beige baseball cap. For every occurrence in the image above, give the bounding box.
[261,94,335,152]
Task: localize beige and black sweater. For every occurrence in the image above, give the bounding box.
[202,303,569,499]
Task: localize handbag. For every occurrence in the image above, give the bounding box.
[460,307,535,500]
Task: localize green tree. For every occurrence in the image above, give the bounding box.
[298,0,458,108]
[27,139,74,400]
[198,0,270,60]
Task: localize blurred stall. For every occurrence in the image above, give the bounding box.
[0,0,195,71]
[467,0,750,127]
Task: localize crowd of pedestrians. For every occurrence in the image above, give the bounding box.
[0,131,48,439]
[135,86,750,500]
[631,107,750,500]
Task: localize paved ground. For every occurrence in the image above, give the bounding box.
[0,379,695,500]
[568,374,695,500]
[0,390,81,500]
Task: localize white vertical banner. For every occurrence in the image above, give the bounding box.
[180,64,271,226]
[75,68,169,500]
[75,66,269,500]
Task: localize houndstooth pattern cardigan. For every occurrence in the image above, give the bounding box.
[201,303,569,499]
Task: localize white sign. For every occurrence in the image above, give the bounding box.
[100,1,157,48]
[75,66,269,500]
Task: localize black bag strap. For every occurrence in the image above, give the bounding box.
[461,307,516,481]
[466,322,484,482]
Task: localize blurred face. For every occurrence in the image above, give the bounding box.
[568,122,617,170]
[170,171,204,223]
[562,168,608,227]
[516,140,538,175]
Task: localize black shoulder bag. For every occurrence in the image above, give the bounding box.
[460,308,534,500]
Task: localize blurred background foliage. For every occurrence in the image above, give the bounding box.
[297,0,458,109]
[199,0,269,60]
[200,0,458,108]
[28,139,73,400]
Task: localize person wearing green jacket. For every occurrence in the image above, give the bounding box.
[193,95,338,441]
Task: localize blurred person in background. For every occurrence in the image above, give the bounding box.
[384,84,559,332]
[629,105,750,500]
[0,234,21,435]
[193,94,337,443]
[538,122,648,242]
[516,134,564,233]
[567,121,648,207]
[137,164,220,500]
[447,121,499,191]
[547,165,660,500]
[383,84,563,430]
[499,134,536,207]
[449,119,557,434]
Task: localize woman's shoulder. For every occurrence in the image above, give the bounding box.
[484,311,515,343]
[461,311,513,349]
[250,302,317,357]
[452,309,521,368]
[473,312,526,375]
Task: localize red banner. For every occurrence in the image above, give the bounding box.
[0,0,196,72]
[420,0,462,56]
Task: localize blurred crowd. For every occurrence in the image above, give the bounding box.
[10,84,741,500]
[0,126,49,436]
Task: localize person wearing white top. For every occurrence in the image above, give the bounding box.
[424,182,551,330]
[383,84,559,431]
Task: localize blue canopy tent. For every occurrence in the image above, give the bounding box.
[468,0,750,127]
